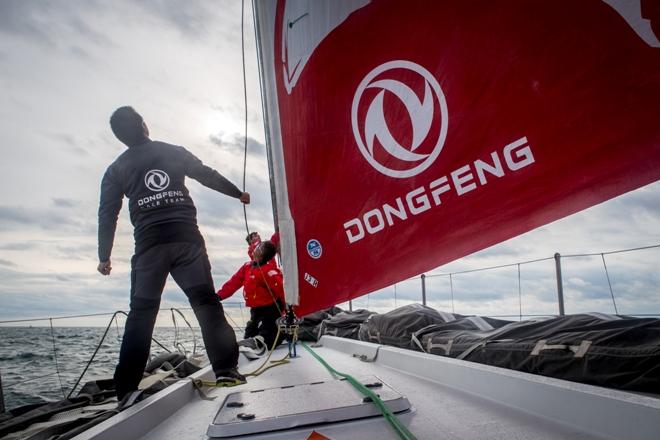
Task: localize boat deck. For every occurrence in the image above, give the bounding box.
[77,336,660,440]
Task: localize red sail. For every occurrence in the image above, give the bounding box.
[255,0,660,316]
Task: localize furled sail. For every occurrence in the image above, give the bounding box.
[254,0,660,316]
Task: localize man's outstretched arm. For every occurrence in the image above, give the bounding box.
[217,264,247,300]
[97,167,123,276]
[182,147,250,203]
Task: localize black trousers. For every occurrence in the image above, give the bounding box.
[114,242,238,400]
[243,301,283,349]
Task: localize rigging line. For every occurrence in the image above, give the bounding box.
[301,342,418,440]
[66,311,119,399]
[151,335,172,353]
[564,243,660,258]
[49,318,66,399]
[601,254,619,315]
[64,311,172,400]
[171,308,198,355]
[200,327,291,387]
[4,367,79,389]
[238,302,246,329]
[165,303,243,312]
[256,262,284,316]
[241,0,250,236]
[517,263,522,321]
[113,310,171,353]
[623,313,660,317]
[487,314,557,318]
[424,256,554,278]
[244,326,286,376]
[171,308,180,353]
[449,273,455,313]
[223,307,243,330]
[0,311,119,324]
[114,314,121,342]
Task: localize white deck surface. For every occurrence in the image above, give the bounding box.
[77,336,660,440]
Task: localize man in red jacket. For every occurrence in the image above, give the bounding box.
[217,237,284,359]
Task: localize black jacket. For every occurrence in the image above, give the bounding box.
[98,140,242,261]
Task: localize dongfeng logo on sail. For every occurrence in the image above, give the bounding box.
[345,60,536,244]
[351,60,448,178]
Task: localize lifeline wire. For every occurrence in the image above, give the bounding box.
[6,368,78,389]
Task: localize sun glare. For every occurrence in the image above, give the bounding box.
[203,111,237,139]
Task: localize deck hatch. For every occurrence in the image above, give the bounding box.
[207,375,411,438]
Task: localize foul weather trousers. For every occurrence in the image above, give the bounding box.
[243,301,283,350]
[114,242,238,400]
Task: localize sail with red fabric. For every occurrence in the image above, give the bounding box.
[253,0,660,316]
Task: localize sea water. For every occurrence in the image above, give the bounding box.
[0,326,206,411]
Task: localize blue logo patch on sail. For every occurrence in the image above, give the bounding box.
[306,239,322,259]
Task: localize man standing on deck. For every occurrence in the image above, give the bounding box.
[97,106,249,401]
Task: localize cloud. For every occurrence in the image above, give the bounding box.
[208,133,266,158]
[0,242,38,251]
[41,133,91,156]
[0,259,17,268]
[0,206,36,224]
[348,245,660,318]
[0,265,131,320]
[0,205,89,232]
[53,243,98,261]
[134,0,239,41]
[52,198,78,208]
[0,1,57,46]
[0,1,114,49]
[69,45,92,60]
[66,13,114,48]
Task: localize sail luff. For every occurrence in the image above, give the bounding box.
[253,0,300,306]
[253,1,280,238]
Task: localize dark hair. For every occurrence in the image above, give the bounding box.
[246,232,259,244]
[110,106,147,147]
[255,241,277,265]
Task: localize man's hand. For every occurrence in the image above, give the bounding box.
[97,260,112,276]
[239,192,250,204]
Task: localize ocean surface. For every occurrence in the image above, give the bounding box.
[0,326,208,411]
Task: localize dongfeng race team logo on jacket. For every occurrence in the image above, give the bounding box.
[351,60,448,178]
[144,169,170,191]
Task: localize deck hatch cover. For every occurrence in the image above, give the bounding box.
[207,376,410,437]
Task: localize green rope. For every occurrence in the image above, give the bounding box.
[301,342,417,440]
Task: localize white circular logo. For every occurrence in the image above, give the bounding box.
[144,169,170,191]
[351,60,448,178]
[306,239,322,259]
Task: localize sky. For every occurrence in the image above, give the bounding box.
[0,0,658,327]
